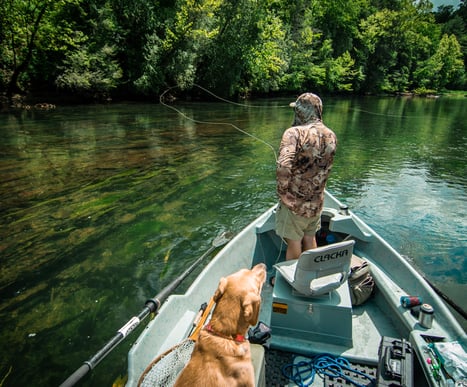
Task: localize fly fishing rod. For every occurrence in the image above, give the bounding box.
[60,231,232,387]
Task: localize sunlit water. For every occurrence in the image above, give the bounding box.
[0,95,465,386]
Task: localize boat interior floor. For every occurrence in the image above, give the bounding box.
[264,348,378,386]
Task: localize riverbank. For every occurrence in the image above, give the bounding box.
[2,88,466,113]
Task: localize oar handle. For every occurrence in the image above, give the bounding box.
[60,309,151,387]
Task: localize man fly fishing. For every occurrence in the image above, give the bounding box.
[275,92,337,261]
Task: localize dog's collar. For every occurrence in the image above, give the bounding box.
[204,323,246,343]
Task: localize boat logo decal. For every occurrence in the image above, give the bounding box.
[314,248,350,262]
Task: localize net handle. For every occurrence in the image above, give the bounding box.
[189,297,215,341]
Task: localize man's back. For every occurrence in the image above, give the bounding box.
[277,121,337,217]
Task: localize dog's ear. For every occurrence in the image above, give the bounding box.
[213,277,227,302]
[252,263,267,286]
[243,294,261,325]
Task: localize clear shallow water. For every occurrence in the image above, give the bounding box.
[0,95,465,386]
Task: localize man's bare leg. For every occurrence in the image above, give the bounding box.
[285,238,302,260]
[272,236,317,286]
[303,234,317,251]
[285,238,302,261]
[286,235,317,260]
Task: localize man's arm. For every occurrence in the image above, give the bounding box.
[276,128,298,205]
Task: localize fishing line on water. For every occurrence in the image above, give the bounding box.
[160,84,289,269]
[160,85,434,158]
[159,84,283,162]
[335,107,434,119]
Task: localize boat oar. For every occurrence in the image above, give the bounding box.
[59,231,232,387]
[423,276,467,320]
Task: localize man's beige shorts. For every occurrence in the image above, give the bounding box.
[275,202,321,241]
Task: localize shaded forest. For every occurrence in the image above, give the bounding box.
[1,0,466,103]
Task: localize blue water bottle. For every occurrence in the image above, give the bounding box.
[400,295,423,308]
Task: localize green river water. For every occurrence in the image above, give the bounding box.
[0,95,466,386]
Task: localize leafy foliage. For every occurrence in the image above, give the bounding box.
[1,0,466,100]
[55,1,123,99]
[55,44,122,99]
[0,0,83,95]
[414,33,465,91]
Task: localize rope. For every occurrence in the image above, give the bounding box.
[282,354,376,387]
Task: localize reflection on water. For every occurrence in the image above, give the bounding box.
[0,96,466,385]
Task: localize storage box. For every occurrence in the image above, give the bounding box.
[377,336,414,387]
[270,271,353,347]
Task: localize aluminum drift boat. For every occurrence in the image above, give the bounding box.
[126,191,466,387]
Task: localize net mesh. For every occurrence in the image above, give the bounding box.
[138,339,195,387]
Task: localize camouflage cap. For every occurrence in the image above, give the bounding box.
[290,92,323,125]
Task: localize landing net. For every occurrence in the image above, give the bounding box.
[138,339,195,387]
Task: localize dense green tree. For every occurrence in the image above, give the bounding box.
[356,1,439,93]
[311,0,371,56]
[55,44,122,99]
[200,0,289,96]
[55,1,123,99]
[280,2,325,91]
[438,2,467,68]
[1,0,466,100]
[136,0,221,94]
[0,0,82,98]
[414,33,465,91]
[136,0,289,97]
[265,0,362,93]
[323,50,363,92]
[242,7,289,95]
[111,0,162,93]
[195,0,261,96]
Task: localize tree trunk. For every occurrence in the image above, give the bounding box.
[6,3,49,99]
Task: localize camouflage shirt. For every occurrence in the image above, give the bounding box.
[276,121,337,218]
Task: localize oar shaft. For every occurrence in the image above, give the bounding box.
[145,244,216,310]
[60,234,228,386]
[425,277,467,320]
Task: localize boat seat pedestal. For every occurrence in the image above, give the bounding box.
[270,272,353,347]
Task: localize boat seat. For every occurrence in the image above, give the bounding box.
[273,240,355,297]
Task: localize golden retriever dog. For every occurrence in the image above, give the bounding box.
[174,263,267,387]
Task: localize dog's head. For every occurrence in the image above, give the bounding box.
[212,263,267,332]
